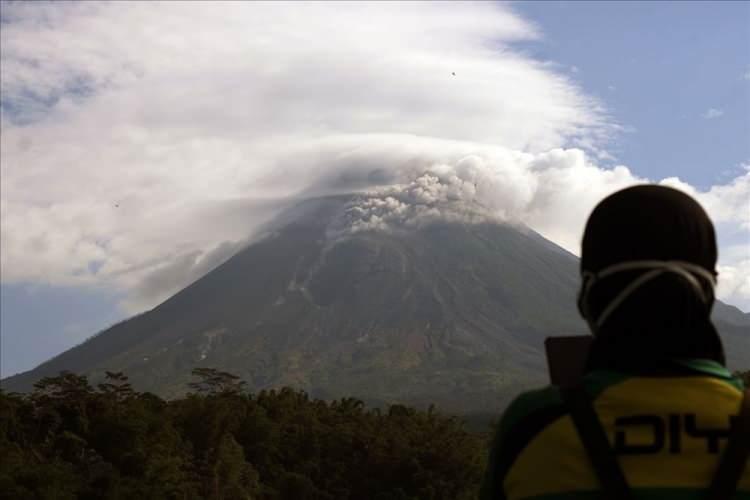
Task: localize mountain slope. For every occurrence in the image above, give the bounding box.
[3,196,748,412]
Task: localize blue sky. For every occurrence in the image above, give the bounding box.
[1,284,124,377]
[1,1,748,378]
[514,0,750,189]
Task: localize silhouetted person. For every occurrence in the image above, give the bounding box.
[480,185,749,500]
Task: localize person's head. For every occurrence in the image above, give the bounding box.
[578,184,724,367]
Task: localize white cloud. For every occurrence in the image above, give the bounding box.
[310,140,749,311]
[703,108,725,119]
[717,245,750,310]
[1,2,748,313]
[660,168,750,230]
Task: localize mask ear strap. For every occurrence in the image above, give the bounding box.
[581,260,716,331]
[595,268,666,329]
[661,262,713,303]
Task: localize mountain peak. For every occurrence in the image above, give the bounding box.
[3,195,748,412]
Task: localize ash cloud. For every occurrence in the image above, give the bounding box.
[334,158,517,235]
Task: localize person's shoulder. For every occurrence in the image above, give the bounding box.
[498,371,630,437]
[497,385,564,438]
[481,385,567,500]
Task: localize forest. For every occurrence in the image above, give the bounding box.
[4,368,748,500]
[0,368,487,500]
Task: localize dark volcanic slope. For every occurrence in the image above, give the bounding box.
[4,196,749,412]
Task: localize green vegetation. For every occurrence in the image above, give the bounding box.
[734,370,750,386]
[0,369,487,500]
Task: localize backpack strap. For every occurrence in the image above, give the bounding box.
[706,388,750,500]
[563,386,632,500]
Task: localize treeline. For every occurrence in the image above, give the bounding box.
[0,369,487,500]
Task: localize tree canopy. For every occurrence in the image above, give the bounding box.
[0,369,486,499]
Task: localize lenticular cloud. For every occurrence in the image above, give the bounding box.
[0,2,748,311]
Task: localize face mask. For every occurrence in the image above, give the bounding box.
[578,260,717,334]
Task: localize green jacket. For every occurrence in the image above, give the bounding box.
[480,359,750,500]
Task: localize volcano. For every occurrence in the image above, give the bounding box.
[3,195,749,412]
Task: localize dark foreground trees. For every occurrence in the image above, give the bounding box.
[0,369,486,500]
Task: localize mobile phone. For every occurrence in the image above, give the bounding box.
[545,335,593,388]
